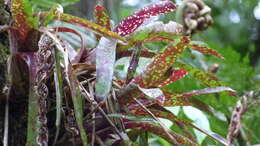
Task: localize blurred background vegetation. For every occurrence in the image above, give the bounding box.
[29,0,260,145]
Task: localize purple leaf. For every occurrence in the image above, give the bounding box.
[95,38,117,100]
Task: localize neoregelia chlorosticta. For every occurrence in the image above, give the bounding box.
[96,1,178,100]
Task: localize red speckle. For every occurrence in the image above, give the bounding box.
[159,69,188,87]
[114,1,177,36]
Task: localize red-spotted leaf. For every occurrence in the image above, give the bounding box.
[38,12,127,42]
[159,69,188,87]
[114,1,177,36]
[117,21,183,53]
[175,62,222,87]
[11,0,38,42]
[131,36,190,88]
[144,34,176,43]
[160,89,213,114]
[116,33,176,54]
[94,5,111,30]
[124,121,196,145]
[189,42,224,59]
[130,21,183,41]
[138,87,165,102]
[133,107,228,146]
[94,5,111,40]
[182,87,236,97]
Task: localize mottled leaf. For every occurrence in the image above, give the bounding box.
[131,21,183,41]
[124,121,196,145]
[182,87,236,97]
[131,36,190,88]
[38,12,127,42]
[133,107,228,146]
[94,4,111,39]
[162,87,236,113]
[114,1,177,36]
[11,0,37,42]
[189,42,224,59]
[159,69,188,87]
[117,21,183,53]
[175,62,222,87]
[158,89,213,114]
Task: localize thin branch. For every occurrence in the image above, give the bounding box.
[133,98,180,146]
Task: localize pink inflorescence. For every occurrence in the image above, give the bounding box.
[114,1,177,36]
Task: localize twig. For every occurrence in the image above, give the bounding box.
[227,91,260,145]
[79,83,124,140]
[88,82,96,146]
[133,98,180,146]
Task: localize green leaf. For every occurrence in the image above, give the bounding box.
[53,47,64,145]
[41,4,63,26]
[17,53,39,146]
[68,66,88,146]
[139,132,149,146]
[32,0,79,9]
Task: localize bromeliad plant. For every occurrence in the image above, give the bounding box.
[1,0,236,145]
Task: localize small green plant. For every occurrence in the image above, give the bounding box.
[0,0,237,145]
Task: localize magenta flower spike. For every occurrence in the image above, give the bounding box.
[114,1,177,36]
